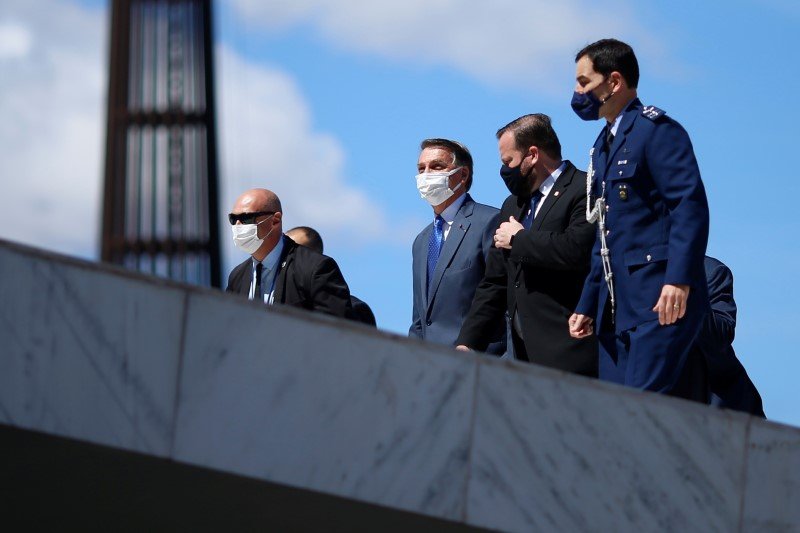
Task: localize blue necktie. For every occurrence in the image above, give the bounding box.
[522,190,543,230]
[427,215,445,291]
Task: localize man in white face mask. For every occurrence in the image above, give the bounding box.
[225,188,354,320]
[409,139,506,356]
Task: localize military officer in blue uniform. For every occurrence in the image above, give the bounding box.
[568,39,711,401]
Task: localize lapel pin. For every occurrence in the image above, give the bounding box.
[553,191,560,197]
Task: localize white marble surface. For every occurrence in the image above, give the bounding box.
[0,245,185,456]
[2,239,799,532]
[466,359,749,533]
[172,291,476,520]
[742,419,800,531]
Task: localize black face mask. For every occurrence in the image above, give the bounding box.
[500,160,532,197]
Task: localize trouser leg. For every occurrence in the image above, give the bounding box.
[625,307,705,396]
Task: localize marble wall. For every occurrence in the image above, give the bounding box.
[1,239,798,532]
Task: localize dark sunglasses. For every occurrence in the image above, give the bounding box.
[228,211,275,225]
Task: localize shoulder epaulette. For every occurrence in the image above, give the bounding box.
[641,105,665,120]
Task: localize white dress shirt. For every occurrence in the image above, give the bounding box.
[437,192,467,240]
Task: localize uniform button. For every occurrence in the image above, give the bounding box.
[605,230,610,236]
[426,320,432,326]
[514,281,521,288]
[646,254,652,261]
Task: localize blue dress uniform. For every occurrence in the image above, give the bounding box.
[575,98,710,397]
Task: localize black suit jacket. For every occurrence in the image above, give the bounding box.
[226,236,353,319]
[350,295,377,327]
[457,161,598,376]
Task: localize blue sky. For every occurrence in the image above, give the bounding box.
[1,0,798,426]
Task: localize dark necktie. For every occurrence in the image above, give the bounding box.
[427,215,445,291]
[522,190,543,229]
[253,262,263,301]
[604,127,615,152]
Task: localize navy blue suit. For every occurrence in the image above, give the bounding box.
[575,98,710,397]
[410,194,506,355]
[695,257,765,417]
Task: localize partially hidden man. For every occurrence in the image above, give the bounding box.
[286,225,377,327]
[457,114,597,375]
[568,39,710,400]
[226,188,354,319]
[410,138,506,355]
[696,256,764,417]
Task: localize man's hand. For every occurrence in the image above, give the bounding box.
[652,284,690,325]
[455,345,472,352]
[494,216,524,249]
[568,313,594,338]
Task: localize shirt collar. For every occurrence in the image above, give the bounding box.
[608,97,637,136]
[536,161,567,196]
[438,193,466,225]
[609,111,624,137]
[253,235,285,272]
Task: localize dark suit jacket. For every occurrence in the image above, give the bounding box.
[694,257,764,417]
[350,295,376,327]
[226,236,353,319]
[410,194,506,355]
[457,161,597,376]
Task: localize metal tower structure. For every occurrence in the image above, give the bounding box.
[101,0,221,287]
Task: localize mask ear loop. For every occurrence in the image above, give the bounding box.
[451,166,467,193]
[600,75,617,104]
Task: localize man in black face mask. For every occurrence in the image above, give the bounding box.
[456,114,597,375]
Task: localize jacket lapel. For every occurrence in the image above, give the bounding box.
[272,236,294,304]
[237,260,251,297]
[605,98,640,175]
[532,162,574,230]
[426,196,473,311]
[416,224,433,309]
[516,194,528,221]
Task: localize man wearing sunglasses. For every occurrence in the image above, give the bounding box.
[225,188,354,320]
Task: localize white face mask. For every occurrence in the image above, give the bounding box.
[415,167,463,206]
[231,216,274,255]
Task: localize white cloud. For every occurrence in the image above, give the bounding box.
[0,0,106,258]
[0,21,33,59]
[0,0,401,266]
[226,0,663,92]
[216,45,399,253]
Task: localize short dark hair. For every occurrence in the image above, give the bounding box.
[496,114,562,160]
[287,226,323,254]
[575,38,639,89]
[419,138,474,191]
